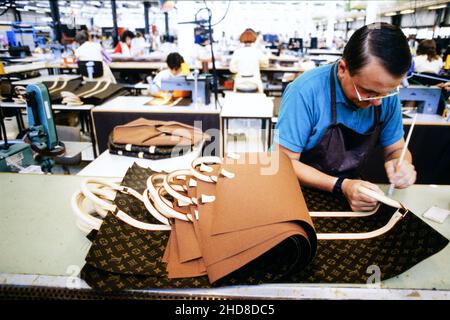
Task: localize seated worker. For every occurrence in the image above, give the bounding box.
[413,39,443,75]
[148,52,190,104]
[130,31,146,57]
[273,23,417,212]
[74,31,116,83]
[229,28,269,93]
[114,30,135,56]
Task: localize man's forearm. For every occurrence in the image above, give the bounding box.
[384,148,412,163]
[291,159,338,192]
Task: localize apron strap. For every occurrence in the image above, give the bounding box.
[329,63,337,124]
[374,104,381,124]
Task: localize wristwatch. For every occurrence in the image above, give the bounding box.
[333,177,346,196]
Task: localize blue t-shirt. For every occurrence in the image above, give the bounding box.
[274,64,404,153]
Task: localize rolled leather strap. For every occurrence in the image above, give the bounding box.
[29,139,66,157]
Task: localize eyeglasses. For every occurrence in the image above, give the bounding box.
[352,80,400,101]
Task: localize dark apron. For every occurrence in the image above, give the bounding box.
[301,63,381,179]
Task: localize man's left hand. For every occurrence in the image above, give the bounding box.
[384,159,417,189]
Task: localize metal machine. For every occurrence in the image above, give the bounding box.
[399,85,442,115]
[0,83,65,173]
[161,73,212,106]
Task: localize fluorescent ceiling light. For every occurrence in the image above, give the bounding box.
[384,11,397,16]
[400,9,415,15]
[428,4,447,10]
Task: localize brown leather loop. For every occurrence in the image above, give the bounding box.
[29,141,66,157]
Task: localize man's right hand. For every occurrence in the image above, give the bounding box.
[341,179,384,212]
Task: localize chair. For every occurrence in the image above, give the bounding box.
[77,60,104,80]
[55,125,82,174]
[233,75,262,93]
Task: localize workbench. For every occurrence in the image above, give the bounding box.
[0,101,98,158]
[77,147,203,178]
[0,172,449,299]
[91,96,221,156]
[221,92,274,153]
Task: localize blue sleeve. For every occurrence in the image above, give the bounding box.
[379,96,405,147]
[273,82,314,153]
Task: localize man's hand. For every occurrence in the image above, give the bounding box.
[342,179,384,212]
[384,159,416,189]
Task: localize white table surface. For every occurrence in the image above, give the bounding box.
[60,141,92,158]
[12,74,81,86]
[77,147,203,178]
[0,101,95,111]
[93,96,221,114]
[109,61,167,70]
[269,55,300,62]
[403,111,450,126]
[4,61,48,74]
[220,92,274,118]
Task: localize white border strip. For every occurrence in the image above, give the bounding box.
[1,273,449,300]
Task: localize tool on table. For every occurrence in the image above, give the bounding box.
[0,83,66,173]
[387,112,418,197]
[161,73,211,106]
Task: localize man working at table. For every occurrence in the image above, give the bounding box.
[274,23,417,211]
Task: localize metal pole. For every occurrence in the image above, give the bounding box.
[207,11,219,110]
[164,12,169,40]
[49,0,61,43]
[144,1,150,36]
[111,0,119,47]
[13,7,22,22]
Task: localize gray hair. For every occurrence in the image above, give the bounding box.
[75,31,89,45]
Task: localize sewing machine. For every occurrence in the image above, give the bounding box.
[399,85,442,114]
[161,73,211,105]
[0,83,65,173]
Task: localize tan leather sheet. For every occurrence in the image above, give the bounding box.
[166,223,206,278]
[112,118,206,146]
[211,152,315,236]
[165,152,316,283]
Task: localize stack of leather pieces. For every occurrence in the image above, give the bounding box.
[42,80,126,105]
[42,79,83,104]
[163,152,317,283]
[108,118,209,160]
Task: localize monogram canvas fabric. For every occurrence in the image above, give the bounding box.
[42,79,83,104]
[108,133,192,160]
[80,163,449,292]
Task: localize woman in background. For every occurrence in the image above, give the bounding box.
[74,31,116,83]
[114,30,135,56]
[229,28,269,93]
[413,39,443,75]
[131,32,146,57]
